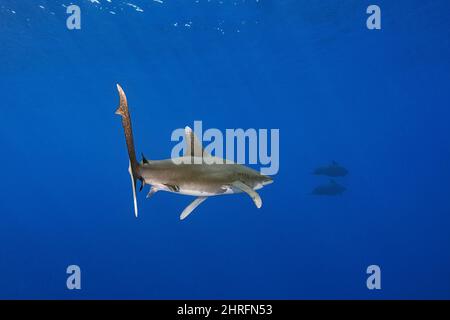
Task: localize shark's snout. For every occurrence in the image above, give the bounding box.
[262,175,274,186]
[253,175,273,191]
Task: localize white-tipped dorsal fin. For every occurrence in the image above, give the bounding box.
[180,196,207,220]
[184,126,210,158]
[232,181,262,208]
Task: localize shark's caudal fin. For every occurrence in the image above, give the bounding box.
[116,84,141,218]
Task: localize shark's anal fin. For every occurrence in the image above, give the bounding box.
[146,186,158,198]
[139,179,146,192]
[180,197,207,220]
[232,181,262,208]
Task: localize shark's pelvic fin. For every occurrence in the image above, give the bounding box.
[232,181,262,208]
[180,196,207,220]
[164,184,180,192]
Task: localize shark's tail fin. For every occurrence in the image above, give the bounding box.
[115,84,141,218]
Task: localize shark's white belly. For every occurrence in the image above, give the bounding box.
[154,184,236,197]
[178,189,231,197]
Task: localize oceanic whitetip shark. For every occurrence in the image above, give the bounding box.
[115,84,273,220]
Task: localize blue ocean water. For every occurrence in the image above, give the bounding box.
[0,0,449,299]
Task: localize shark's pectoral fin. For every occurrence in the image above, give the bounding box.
[180,196,207,220]
[232,181,262,208]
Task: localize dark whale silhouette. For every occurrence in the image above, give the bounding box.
[311,179,346,196]
[313,161,348,177]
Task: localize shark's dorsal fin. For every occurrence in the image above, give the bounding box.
[184,126,210,158]
[232,181,262,208]
[332,160,338,166]
[141,153,150,164]
[180,196,207,220]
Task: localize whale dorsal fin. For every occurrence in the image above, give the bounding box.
[184,126,210,158]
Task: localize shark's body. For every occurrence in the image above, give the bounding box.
[141,157,271,197]
[115,84,273,220]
